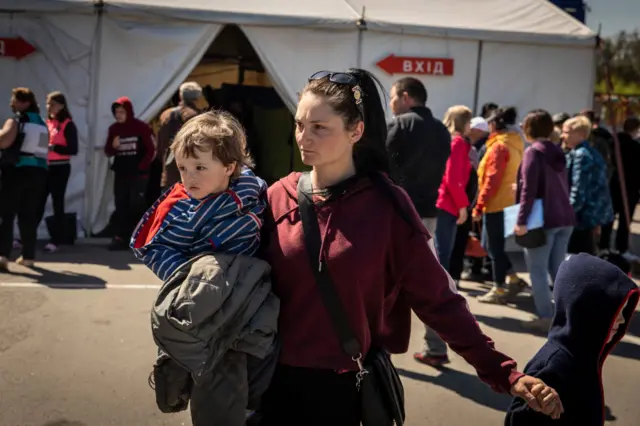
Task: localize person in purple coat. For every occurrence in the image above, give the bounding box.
[514,110,576,332]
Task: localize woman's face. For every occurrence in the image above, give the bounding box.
[47,99,63,117]
[462,120,472,136]
[295,92,363,168]
[488,121,497,133]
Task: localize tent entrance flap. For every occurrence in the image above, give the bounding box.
[86,16,222,235]
[151,24,308,188]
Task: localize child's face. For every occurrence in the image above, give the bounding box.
[176,148,235,200]
[607,301,628,344]
[114,106,127,123]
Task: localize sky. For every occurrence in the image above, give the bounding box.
[586,0,640,36]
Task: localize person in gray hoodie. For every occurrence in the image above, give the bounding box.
[514,110,576,332]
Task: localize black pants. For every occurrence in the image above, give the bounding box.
[259,365,361,426]
[483,211,513,287]
[38,163,71,245]
[449,211,472,280]
[113,174,147,241]
[568,227,596,255]
[600,191,639,253]
[0,166,48,260]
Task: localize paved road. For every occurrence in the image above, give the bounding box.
[0,242,639,426]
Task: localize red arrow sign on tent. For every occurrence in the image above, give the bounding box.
[0,37,37,60]
[376,54,454,76]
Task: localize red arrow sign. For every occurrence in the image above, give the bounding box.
[376,54,454,76]
[0,37,37,60]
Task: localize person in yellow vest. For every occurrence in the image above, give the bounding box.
[472,107,528,304]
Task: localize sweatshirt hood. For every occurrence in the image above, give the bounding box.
[549,253,639,364]
[111,96,135,121]
[531,140,567,172]
[486,130,524,154]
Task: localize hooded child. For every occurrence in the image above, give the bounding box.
[104,97,156,250]
[505,253,639,426]
[130,111,267,282]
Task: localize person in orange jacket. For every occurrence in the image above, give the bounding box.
[473,106,527,304]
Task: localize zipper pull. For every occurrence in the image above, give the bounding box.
[318,260,323,272]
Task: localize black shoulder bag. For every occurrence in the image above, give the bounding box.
[514,145,546,249]
[297,173,405,426]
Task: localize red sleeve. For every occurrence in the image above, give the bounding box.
[395,215,523,393]
[474,144,509,216]
[138,124,156,172]
[444,137,470,211]
[103,126,117,156]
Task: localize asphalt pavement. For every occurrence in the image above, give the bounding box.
[0,240,639,426]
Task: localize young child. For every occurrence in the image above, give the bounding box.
[130,111,266,281]
[505,253,639,426]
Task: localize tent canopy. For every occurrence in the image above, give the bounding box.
[4,0,595,45]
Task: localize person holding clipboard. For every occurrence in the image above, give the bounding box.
[513,110,575,332]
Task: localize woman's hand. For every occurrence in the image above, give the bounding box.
[514,224,527,236]
[457,208,468,225]
[511,375,564,419]
[112,136,121,149]
[472,210,482,222]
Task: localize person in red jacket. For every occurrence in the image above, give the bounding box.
[258,69,563,425]
[104,96,155,250]
[414,105,474,367]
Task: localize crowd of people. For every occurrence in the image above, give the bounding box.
[131,70,634,425]
[0,69,638,425]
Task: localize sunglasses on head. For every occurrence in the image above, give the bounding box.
[308,71,365,120]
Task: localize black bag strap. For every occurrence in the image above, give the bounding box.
[297,172,362,359]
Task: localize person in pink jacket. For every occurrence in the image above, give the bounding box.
[414,105,473,367]
[435,105,474,270]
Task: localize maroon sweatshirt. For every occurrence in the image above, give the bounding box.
[263,172,524,393]
[104,96,155,176]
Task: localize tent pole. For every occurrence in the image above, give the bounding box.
[472,40,484,115]
[356,7,367,68]
[85,0,104,237]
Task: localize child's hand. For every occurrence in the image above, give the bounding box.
[530,382,563,420]
[511,375,564,419]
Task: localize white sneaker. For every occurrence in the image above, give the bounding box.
[621,252,640,263]
[44,243,58,253]
[0,256,8,272]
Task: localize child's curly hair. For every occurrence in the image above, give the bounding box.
[170,110,254,179]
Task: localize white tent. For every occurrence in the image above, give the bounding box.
[0,0,596,236]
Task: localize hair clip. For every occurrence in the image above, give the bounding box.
[352,86,363,105]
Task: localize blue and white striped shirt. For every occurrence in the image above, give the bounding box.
[131,168,267,281]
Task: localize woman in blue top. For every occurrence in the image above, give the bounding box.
[0,87,49,270]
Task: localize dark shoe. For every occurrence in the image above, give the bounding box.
[0,256,8,272]
[413,352,450,367]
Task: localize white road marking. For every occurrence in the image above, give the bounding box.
[0,282,161,290]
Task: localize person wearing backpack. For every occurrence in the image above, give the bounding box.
[156,82,203,192]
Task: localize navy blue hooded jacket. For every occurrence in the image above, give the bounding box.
[505,253,639,426]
